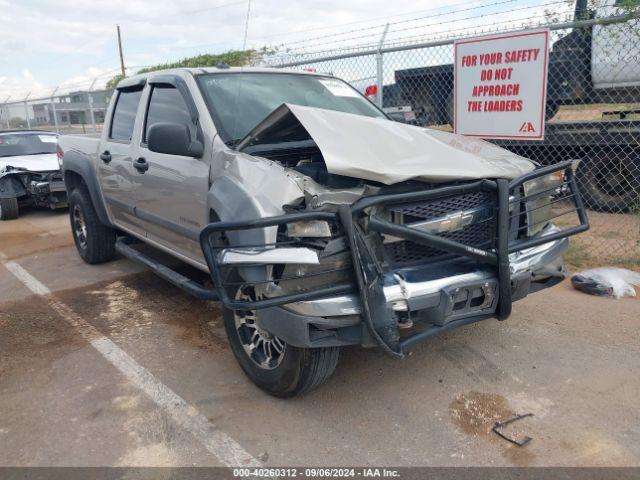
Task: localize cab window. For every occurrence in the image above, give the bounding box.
[109,89,143,142]
[144,85,192,143]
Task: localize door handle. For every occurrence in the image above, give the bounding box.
[100,151,112,163]
[133,157,149,173]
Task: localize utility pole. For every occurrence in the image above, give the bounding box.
[117,25,126,77]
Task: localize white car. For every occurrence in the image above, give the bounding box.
[0,130,67,220]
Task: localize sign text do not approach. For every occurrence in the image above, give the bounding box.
[454,29,550,140]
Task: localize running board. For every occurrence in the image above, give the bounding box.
[115,238,219,301]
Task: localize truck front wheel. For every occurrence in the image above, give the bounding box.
[68,186,116,264]
[0,197,19,220]
[222,284,340,398]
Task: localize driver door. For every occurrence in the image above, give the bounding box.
[133,79,210,267]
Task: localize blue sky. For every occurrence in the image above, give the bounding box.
[0,0,574,100]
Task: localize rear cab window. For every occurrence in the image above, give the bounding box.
[109,89,143,142]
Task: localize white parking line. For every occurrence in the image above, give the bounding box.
[2,259,260,468]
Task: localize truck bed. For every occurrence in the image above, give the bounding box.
[58,135,100,161]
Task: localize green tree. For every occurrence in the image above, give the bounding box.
[104,47,276,90]
[105,74,125,91]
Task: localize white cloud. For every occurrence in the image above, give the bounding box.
[0,70,50,100]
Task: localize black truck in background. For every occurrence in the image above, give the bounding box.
[372,0,640,211]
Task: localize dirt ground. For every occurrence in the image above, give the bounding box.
[1,209,639,468]
[555,207,640,269]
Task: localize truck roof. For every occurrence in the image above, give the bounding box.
[116,66,322,90]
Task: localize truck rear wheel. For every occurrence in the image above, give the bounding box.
[577,152,640,212]
[0,197,19,220]
[222,284,340,398]
[68,186,116,264]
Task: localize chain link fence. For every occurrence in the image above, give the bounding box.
[266,8,640,269]
[0,88,112,136]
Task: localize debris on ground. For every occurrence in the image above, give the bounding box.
[492,413,534,447]
[571,267,640,299]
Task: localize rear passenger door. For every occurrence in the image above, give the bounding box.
[133,77,210,267]
[98,85,145,236]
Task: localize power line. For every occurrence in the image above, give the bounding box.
[141,0,529,58]
[174,0,248,16]
[267,0,523,49]
[278,9,571,61]
[255,0,510,40]
[281,0,570,53]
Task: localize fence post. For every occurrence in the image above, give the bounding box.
[23,92,31,129]
[1,96,10,129]
[50,87,59,134]
[375,23,390,109]
[88,79,97,133]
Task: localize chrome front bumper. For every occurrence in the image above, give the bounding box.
[284,224,568,318]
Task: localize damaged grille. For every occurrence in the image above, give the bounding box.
[384,190,497,266]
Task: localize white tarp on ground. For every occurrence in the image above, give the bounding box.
[284,104,535,184]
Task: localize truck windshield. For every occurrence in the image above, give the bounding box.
[0,133,57,158]
[197,72,386,144]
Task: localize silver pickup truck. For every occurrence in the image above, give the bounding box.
[59,67,589,397]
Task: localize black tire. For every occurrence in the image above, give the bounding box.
[68,186,116,264]
[576,152,640,212]
[0,197,19,220]
[222,286,340,398]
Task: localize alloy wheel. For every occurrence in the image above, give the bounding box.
[72,204,88,250]
[233,288,286,370]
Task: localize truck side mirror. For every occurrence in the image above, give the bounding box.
[147,123,204,158]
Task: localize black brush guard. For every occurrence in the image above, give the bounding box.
[199,161,589,355]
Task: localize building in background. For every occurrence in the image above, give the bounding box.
[32,90,109,126]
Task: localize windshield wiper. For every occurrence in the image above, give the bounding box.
[225,138,244,148]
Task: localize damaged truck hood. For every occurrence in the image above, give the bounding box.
[0,153,59,174]
[238,103,535,184]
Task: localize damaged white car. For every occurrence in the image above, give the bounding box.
[59,68,589,397]
[0,130,67,220]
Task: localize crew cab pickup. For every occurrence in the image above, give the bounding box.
[59,67,588,397]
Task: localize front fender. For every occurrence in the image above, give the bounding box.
[0,173,27,199]
[206,151,306,282]
[207,175,277,284]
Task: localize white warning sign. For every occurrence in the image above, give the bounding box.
[454,29,549,140]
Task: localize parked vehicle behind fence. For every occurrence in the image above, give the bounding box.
[0,130,67,220]
[366,0,640,212]
[59,67,588,397]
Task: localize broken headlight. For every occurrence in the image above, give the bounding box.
[522,170,565,236]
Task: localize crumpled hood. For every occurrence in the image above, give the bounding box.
[0,153,59,174]
[239,104,535,184]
